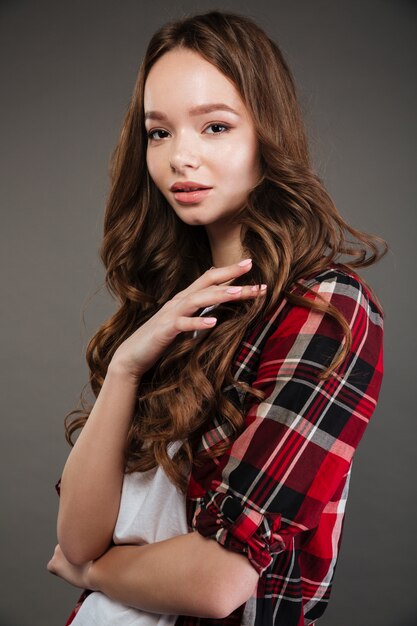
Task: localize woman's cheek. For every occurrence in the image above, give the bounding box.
[145,157,161,190]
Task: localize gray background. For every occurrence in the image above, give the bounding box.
[1,1,415,625]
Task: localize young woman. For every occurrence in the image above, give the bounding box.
[47,10,387,626]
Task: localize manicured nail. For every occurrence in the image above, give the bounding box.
[203,317,217,325]
[260,284,267,290]
[238,258,252,266]
[227,286,243,293]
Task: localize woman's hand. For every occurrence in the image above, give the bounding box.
[47,544,95,590]
[110,258,266,380]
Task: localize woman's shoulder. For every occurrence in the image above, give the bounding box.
[288,262,384,320]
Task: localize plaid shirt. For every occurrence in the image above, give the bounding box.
[64,265,384,626]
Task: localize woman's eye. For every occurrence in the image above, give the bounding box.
[147,129,169,141]
[147,124,230,140]
[205,123,230,134]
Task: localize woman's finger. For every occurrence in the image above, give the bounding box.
[175,258,253,298]
[170,282,267,319]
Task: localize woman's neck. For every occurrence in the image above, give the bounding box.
[205,221,244,267]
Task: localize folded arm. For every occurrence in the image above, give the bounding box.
[49,530,259,619]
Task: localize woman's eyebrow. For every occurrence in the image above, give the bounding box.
[144,103,240,121]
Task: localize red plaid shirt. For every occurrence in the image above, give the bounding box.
[64,265,384,626]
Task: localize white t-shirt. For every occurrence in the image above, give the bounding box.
[71,440,188,625]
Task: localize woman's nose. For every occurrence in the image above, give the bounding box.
[169,133,200,172]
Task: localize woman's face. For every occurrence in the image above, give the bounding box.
[144,47,261,230]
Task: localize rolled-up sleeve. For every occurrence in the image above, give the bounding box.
[191,271,384,575]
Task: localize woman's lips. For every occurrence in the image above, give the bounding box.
[172,188,212,204]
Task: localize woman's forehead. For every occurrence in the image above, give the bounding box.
[143,48,244,116]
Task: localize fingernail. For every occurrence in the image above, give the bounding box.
[227,286,243,293]
[238,258,252,267]
[260,284,267,290]
[203,317,217,325]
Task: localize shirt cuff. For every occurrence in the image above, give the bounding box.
[192,483,287,575]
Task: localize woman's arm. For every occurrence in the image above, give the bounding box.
[57,365,139,565]
[57,261,264,565]
[188,272,384,577]
[49,531,259,619]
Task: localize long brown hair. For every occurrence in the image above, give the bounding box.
[64,10,388,492]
